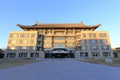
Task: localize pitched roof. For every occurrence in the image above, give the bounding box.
[17,22,101,29]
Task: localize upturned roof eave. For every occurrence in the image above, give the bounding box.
[17,24,101,29]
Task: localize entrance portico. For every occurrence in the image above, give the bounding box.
[45,46,74,58]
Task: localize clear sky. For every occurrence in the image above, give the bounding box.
[0,0,120,49]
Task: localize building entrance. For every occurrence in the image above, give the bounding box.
[45,46,74,58]
[52,53,68,58]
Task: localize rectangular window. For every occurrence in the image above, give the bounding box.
[102,52,110,57]
[31,34,36,38]
[21,46,28,49]
[99,33,106,38]
[101,45,109,50]
[100,39,107,44]
[21,34,29,38]
[45,42,51,46]
[55,31,64,35]
[31,40,36,44]
[89,40,97,44]
[20,40,28,44]
[45,31,52,35]
[91,45,99,51]
[45,37,52,40]
[11,40,17,44]
[54,43,65,46]
[67,37,74,40]
[82,33,86,38]
[80,52,88,57]
[54,37,65,40]
[89,33,96,38]
[82,40,87,44]
[91,52,99,57]
[67,42,75,47]
[82,45,87,50]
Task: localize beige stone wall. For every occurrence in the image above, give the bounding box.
[40,28,93,48]
[7,31,38,50]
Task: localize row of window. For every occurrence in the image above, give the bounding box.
[81,39,108,44]
[6,53,39,58]
[44,42,75,47]
[9,39,36,44]
[8,46,36,50]
[81,45,110,51]
[31,29,91,32]
[44,37,75,40]
[10,33,36,38]
[82,33,107,38]
[79,52,111,57]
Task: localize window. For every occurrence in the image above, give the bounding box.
[82,45,87,50]
[82,40,87,44]
[54,37,64,40]
[7,53,16,58]
[55,31,64,35]
[19,53,27,58]
[91,52,99,57]
[67,37,74,40]
[21,46,28,49]
[10,46,16,50]
[82,33,86,38]
[67,43,75,47]
[35,53,39,58]
[45,31,52,35]
[67,30,73,35]
[100,39,107,44]
[11,34,18,38]
[45,42,51,46]
[103,52,110,57]
[90,40,97,44]
[99,33,106,38]
[89,33,96,37]
[11,40,17,44]
[54,43,65,46]
[45,37,52,40]
[21,40,28,44]
[91,45,99,51]
[21,34,29,38]
[31,34,36,38]
[30,53,34,57]
[31,40,35,44]
[80,52,88,57]
[31,46,36,50]
[101,45,109,50]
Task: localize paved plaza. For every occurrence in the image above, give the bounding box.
[0,59,120,80]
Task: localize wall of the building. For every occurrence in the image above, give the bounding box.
[7,31,43,51]
[75,31,113,59]
[36,28,93,48]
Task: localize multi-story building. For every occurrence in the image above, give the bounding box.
[5,31,44,59]
[112,47,120,58]
[5,22,113,59]
[17,22,101,49]
[7,31,43,51]
[75,31,113,58]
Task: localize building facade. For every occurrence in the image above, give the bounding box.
[75,31,113,59]
[5,31,44,59]
[5,22,113,59]
[17,22,101,49]
[7,31,43,51]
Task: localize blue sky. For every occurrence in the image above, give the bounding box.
[0,0,120,49]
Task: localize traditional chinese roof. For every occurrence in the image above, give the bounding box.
[17,22,101,30]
